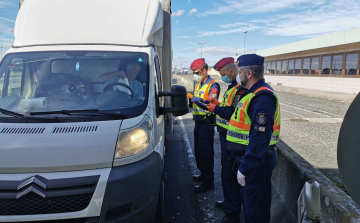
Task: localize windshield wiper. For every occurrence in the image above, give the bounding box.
[30,109,127,118]
[0,108,61,122]
[0,108,25,118]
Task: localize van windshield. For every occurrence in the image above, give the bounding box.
[0,51,149,121]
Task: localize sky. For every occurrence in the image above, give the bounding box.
[1,0,360,68]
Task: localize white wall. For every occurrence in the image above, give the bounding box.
[257,27,360,57]
[265,75,360,95]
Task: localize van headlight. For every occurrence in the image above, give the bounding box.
[115,116,153,159]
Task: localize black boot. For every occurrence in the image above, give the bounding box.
[194,182,214,193]
[215,200,224,209]
[193,174,203,182]
[219,213,240,223]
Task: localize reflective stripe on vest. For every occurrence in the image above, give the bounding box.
[226,86,281,145]
[192,80,217,117]
[216,84,240,129]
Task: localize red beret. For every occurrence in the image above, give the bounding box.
[213,57,234,71]
[190,58,205,71]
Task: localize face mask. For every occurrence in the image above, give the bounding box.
[236,74,241,85]
[221,75,232,83]
[194,74,202,81]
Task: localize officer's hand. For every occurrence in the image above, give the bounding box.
[207,103,216,113]
[237,170,246,186]
[209,98,220,106]
[187,93,194,99]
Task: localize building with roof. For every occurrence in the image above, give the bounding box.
[257,27,360,94]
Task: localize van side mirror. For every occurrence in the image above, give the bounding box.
[159,85,189,116]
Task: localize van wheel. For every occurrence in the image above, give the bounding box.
[154,181,164,223]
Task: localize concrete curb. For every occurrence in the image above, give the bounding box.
[273,140,360,223]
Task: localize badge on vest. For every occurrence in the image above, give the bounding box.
[234,95,241,103]
[210,93,217,99]
[237,101,243,108]
[255,125,266,132]
[257,112,266,125]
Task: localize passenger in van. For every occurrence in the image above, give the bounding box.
[98,60,143,98]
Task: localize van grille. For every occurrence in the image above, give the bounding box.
[0,127,45,134]
[0,193,93,215]
[11,218,98,223]
[0,175,99,216]
[53,125,98,134]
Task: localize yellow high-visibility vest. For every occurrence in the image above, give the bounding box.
[216,84,240,129]
[192,79,219,118]
[226,86,281,145]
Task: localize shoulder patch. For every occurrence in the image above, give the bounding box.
[257,112,266,125]
[210,93,217,99]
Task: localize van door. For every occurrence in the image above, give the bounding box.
[154,56,165,160]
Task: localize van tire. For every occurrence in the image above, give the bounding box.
[154,181,164,223]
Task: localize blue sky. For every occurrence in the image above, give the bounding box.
[1,0,360,68]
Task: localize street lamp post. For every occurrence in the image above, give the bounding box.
[243,31,247,54]
[198,41,206,58]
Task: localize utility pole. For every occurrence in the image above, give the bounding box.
[243,31,247,55]
[198,41,206,58]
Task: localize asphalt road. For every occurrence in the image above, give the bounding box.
[164,75,353,222]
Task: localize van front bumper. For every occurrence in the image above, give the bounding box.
[99,152,163,223]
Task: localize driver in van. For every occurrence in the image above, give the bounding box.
[98,59,143,98]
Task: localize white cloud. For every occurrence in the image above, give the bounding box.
[0,36,14,49]
[181,46,247,57]
[198,0,324,16]
[172,10,185,17]
[197,0,360,38]
[0,0,11,8]
[189,8,197,15]
[186,40,196,46]
[198,24,260,37]
[0,17,15,23]
[0,14,16,51]
[177,36,192,39]
[173,56,193,63]
[219,22,250,29]
[187,0,191,3]
[261,0,360,37]
[176,20,179,24]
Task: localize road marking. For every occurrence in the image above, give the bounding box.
[281,102,332,118]
[281,102,343,121]
[283,101,342,118]
[178,116,194,158]
[281,109,307,119]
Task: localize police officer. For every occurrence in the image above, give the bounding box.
[207,57,246,223]
[187,58,221,193]
[226,54,281,223]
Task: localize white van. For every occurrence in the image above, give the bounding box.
[0,0,187,222]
